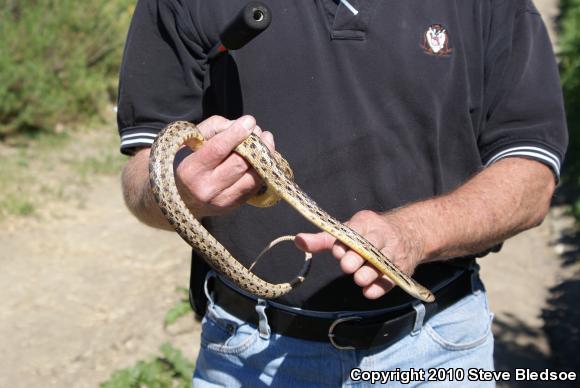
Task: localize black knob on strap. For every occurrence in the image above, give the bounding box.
[220,2,272,50]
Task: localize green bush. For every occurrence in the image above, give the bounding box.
[101,288,195,388]
[100,343,195,388]
[0,0,134,136]
[559,0,580,220]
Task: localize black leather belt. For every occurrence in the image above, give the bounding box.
[209,269,476,350]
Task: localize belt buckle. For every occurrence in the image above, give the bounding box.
[328,316,362,350]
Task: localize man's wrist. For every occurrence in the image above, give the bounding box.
[381,202,443,266]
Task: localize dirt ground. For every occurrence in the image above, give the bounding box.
[0,1,577,387]
[0,176,198,387]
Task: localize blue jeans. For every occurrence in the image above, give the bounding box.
[193,275,495,387]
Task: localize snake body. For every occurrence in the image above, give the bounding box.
[149,121,435,302]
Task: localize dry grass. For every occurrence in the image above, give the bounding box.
[0,111,125,221]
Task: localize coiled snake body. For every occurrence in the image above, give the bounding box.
[149,121,435,302]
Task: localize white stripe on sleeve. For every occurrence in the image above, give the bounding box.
[485,146,561,176]
[121,132,158,140]
[120,137,156,147]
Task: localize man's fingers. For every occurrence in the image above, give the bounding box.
[339,250,366,274]
[295,218,373,258]
[207,127,278,203]
[260,131,275,151]
[362,278,395,299]
[295,232,336,253]
[211,129,275,186]
[338,230,383,273]
[352,263,381,286]
[195,115,233,139]
[195,115,256,169]
[332,242,347,257]
[211,152,252,188]
[213,170,263,207]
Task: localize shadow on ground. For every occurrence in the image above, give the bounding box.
[493,224,579,387]
[493,313,551,371]
[543,227,580,373]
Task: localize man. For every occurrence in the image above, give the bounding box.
[118,0,567,386]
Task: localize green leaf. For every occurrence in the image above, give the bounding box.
[160,343,196,379]
[163,301,192,328]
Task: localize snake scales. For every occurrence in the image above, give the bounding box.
[149,121,435,303]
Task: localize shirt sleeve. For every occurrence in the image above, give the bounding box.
[478,1,568,179]
[117,0,208,155]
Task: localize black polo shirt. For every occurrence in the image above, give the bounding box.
[117,0,567,311]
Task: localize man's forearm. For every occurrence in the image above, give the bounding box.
[386,158,556,263]
[122,148,175,230]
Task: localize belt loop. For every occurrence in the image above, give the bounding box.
[469,268,483,294]
[411,301,426,336]
[203,271,217,308]
[255,299,271,339]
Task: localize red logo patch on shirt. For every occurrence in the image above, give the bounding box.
[422,24,452,56]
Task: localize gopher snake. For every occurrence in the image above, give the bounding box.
[149,121,435,302]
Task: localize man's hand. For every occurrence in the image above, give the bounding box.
[295,158,555,300]
[175,115,275,218]
[295,210,425,299]
[121,115,275,229]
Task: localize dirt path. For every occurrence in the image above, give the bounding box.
[1,1,577,387]
[0,175,199,387]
